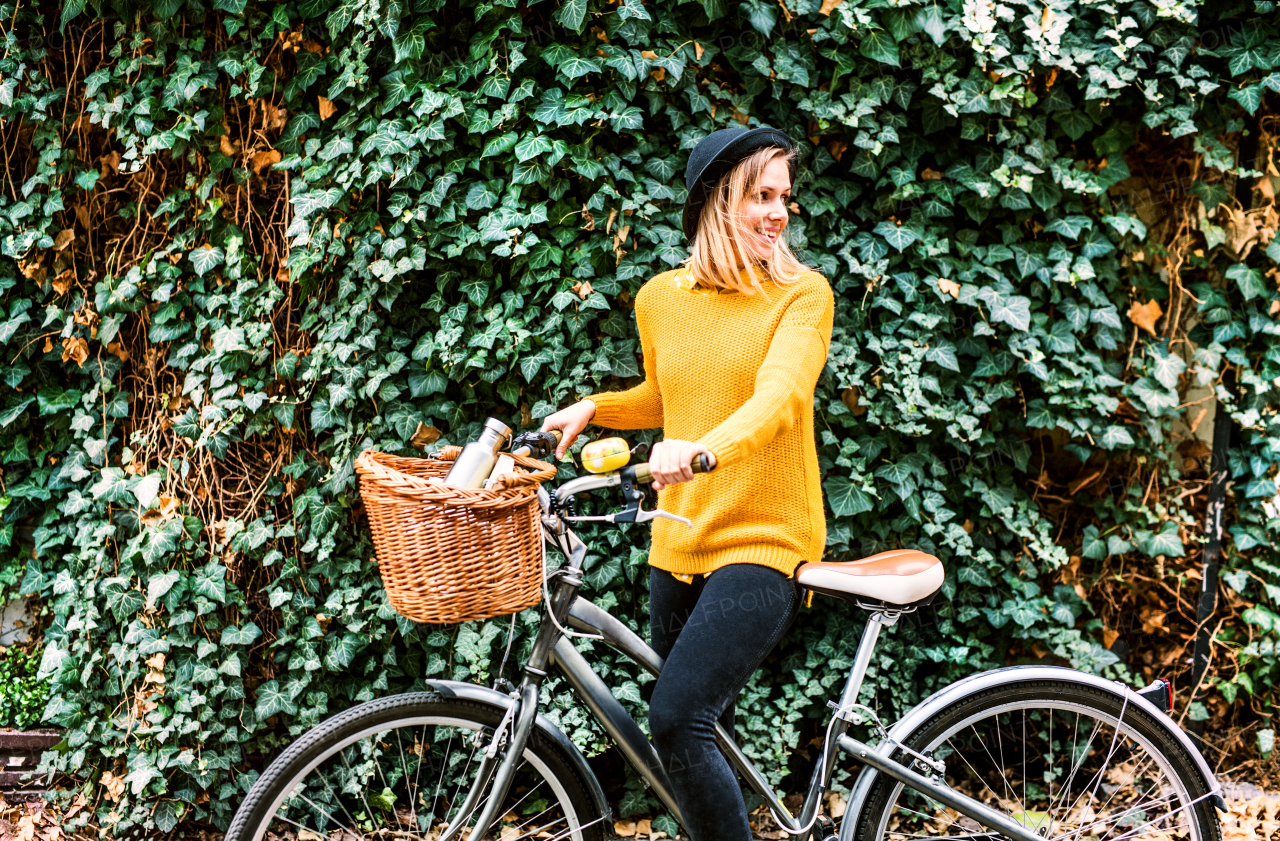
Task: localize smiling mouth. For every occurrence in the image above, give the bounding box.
[757,228,779,245]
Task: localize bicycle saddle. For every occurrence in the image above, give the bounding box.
[795,549,944,608]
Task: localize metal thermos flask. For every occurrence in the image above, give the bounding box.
[442,418,512,489]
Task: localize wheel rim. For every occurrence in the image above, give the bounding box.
[866,700,1205,841]
[246,715,586,841]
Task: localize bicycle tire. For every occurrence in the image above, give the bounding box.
[225,691,607,841]
[851,679,1222,841]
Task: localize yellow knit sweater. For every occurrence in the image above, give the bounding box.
[586,266,835,578]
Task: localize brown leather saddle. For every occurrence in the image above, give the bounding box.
[795,549,945,608]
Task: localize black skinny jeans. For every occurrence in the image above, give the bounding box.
[648,563,801,841]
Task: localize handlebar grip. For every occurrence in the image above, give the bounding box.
[511,429,563,458]
[632,453,714,484]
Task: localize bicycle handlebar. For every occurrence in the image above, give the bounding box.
[514,430,714,482]
[632,453,714,484]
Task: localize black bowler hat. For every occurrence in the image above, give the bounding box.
[682,126,797,242]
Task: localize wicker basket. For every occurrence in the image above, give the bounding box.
[354,447,557,624]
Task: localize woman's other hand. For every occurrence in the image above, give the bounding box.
[649,440,717,490]
[541,400,597,459]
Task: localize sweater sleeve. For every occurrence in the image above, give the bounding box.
[696,278,834,469]
[584,285,664,430]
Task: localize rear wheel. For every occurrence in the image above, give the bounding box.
[853,680,1221,841]
[225,692,606,841]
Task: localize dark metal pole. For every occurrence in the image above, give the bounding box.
[1187,109,1258,739]
[1187,367,1233,741]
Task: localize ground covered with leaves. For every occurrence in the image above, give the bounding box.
[1,0,1279,835]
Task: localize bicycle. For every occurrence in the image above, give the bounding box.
[226,430,1225,841]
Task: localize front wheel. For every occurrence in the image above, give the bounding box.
[225,692,606,841]
[852,679,1221,841]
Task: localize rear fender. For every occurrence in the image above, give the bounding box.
[839,666,1225,841]
[425,679,611,824]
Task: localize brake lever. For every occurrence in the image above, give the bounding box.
[634,507,692,527]
[562,508,691,527]
[560,465,693,528]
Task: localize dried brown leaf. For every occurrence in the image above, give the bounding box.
[937,277,960,298]
[61,336,88,368]
[54,229,75,251]
[1220,206,1262,260]
[101,771,126,802]
[51,270,73,295]
[818,0,843,14]
[410,423,443,450]
[251,148,282,175]
[1128,299,1163,337]
[841,386,867,416]
[262,102,288,132]
[318,96,337,120]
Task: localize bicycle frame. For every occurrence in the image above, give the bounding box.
[456,508,1049,841]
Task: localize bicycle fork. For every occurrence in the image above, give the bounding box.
[451,546,585,841]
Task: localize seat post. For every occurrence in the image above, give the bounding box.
[836,610,898,712]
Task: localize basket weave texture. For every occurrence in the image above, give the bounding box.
[354,447,556,624]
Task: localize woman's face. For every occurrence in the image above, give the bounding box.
[740,155,791,262]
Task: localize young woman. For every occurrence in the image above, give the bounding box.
[541,126,834,841]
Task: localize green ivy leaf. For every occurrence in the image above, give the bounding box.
[1225,263,1267,301]
[554,0,588,31]
[254,679,298,718]
[189,245,225,276]
[221,622,263,646]
[824,476,875,517]
[481,132,519,159]
[872,221,918,252]
[859,30,900,67]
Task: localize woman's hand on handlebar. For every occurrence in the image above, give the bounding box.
[540,399,596,459]
[649,440,716,491]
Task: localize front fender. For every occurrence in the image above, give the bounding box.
[839,665,1224,841]
[425,679,611,825]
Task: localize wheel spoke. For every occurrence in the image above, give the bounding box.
[971,722,1022,808]
[291,790,362,838]
[230,700,596,841]
[1048,716,1106,829]
[862,690,1210,841]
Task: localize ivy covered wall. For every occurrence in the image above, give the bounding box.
[1,0,1279,834]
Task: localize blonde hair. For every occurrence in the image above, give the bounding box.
[682,145,812,294]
